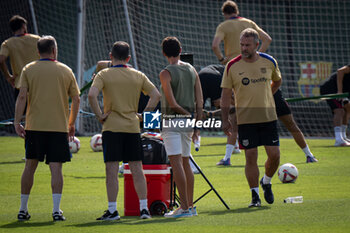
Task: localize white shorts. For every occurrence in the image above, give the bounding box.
[161,119,193,157]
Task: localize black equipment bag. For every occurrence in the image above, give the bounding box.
[141,137,169,164]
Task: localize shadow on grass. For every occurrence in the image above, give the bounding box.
[193,154,226,158]
[67,176,105,179]
[200,206,270,216]
[274,182,297,186]
[68,216,184,227]
[287,161,310,166]
[214,165,245,168]
[317,145,345,148]
[213,164,264,168]
[1,221,54,228]
[204,143,226,147]
[0,160,25,165]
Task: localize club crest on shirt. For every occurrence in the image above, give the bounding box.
[260,67,266,73]
[242,139,249,146]
[242,77,250,86]
[297,62,332,103]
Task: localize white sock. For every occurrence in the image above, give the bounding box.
[263,174,272,184]
[335,126,343,142]
[52,193,62,213]
[342,125,348,139]
[139,199,148,211]
[302,145,313,157]
[20,194,29,212]
[108,202,117,213]
[224,144,234,160]
[234,140,239,148]
[251,187,259,196]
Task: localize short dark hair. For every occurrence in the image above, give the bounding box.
[111,41,130,60]
[240,28,260,43]
[37,36,57,54]
[161,37,181,57]
[9,15,27,32]
[222,1,239,15]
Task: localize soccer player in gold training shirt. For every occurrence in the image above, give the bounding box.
[212,1,271,65]
[0,15,40,97]
[212,1,271,166]
[221,28,281,208]
[88,41,160,220]
[14,36,80,221]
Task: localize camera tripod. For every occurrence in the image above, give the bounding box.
[169,156,230,210]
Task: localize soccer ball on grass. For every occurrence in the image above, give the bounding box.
[278,163,298,183]
[90,134,103,152]
[69,136,80,153]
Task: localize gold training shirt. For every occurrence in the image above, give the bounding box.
[92,65,156,133]
[214,17,262,60]
[221,53,282,125]
[19,59,80,132]
[0,34,40,87]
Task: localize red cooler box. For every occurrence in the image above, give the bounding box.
[124,164,171,216]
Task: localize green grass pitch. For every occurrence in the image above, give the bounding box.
[0,136,350,233]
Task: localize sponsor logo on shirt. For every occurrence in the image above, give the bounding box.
[242,77,267,85]
[250,77,267,83]
[242,77,250,85]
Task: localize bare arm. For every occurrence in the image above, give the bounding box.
[337,65,350,94]
[68,95,80,140]
[194,71,203,121]
[257,29,272,53]
[88,86,110,124]
[220,88,233,136]
[0,55,14,87]
[143,87,161,112]
[193,70,204,142]
[212,36,228,64]
[96,60,111,73]
[14,87,27,138]
[271,79,282,94]
[159,69,190,115]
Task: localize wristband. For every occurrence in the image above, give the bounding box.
[219,57,226,62]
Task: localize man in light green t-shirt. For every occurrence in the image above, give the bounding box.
[160,37,203,218]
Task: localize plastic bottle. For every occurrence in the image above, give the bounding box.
[194,136,201,152]
[283,196,303,203]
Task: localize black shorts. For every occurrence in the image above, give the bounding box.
[102,131,143,163]
[238,121,279,149]
[325,99,343,111]
[274,89,291,117]
[319,83,344,111]
[25,130,71,164]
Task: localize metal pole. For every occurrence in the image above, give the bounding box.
[76,0,85,133]
[28,0,39,34]
[122,0,138,70]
